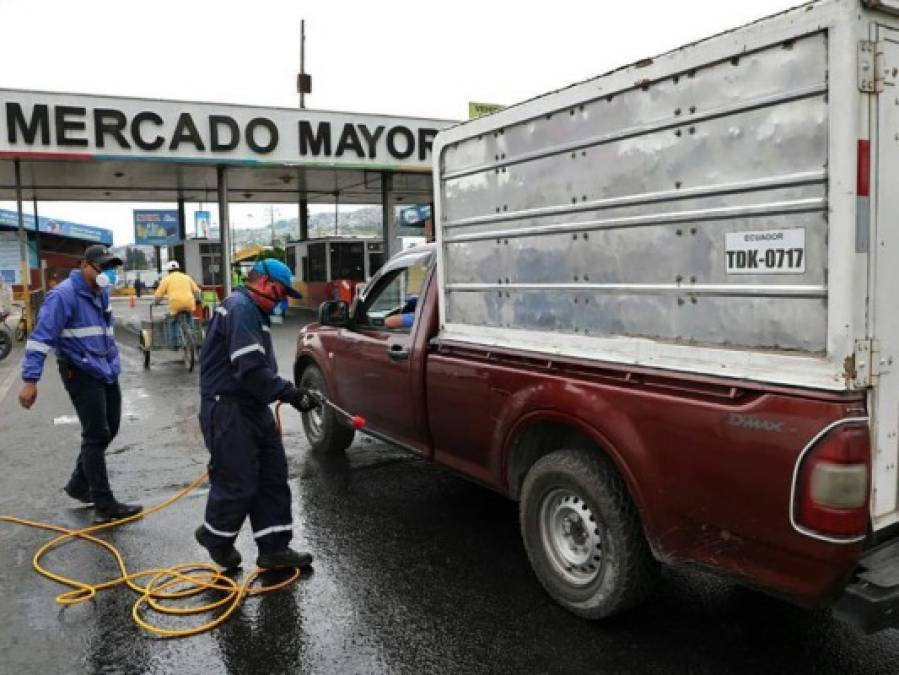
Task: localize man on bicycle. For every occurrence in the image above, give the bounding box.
[154,261,200,346]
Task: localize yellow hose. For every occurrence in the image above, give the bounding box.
[0,470,301,638]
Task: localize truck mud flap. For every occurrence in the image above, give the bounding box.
[834,538,899,634]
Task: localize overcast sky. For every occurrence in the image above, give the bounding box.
[0,0,801,245]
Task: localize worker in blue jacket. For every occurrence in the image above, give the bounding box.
[18,245,142,522]
[195,258,318,571]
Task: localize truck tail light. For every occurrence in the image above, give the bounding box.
[794,423,870,539]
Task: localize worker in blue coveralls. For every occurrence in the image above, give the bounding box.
[18,245,143,523]
[195,258,318,570]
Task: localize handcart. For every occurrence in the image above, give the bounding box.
[139,304,205,372]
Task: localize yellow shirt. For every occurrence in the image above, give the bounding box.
[154,271,200,315]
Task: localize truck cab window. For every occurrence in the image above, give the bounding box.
[360,258,430,331]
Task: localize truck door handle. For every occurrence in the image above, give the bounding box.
[388,343,410,362]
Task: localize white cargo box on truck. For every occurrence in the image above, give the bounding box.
[432,0,899,528]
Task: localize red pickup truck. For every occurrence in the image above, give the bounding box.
[295,0,899,631]
[294,244,889,628]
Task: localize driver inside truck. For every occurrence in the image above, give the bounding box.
[384,294,418,330]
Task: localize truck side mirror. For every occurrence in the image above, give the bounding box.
[318,300,349,327]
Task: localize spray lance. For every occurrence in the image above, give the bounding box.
[308,390,367,430]
[275,390,366,435]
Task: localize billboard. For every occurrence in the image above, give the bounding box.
[194,210,210,239]
[0,232,38,284]
[468,101,504,119]
[134,210,180,246]
[396,204,431,228]
[0,209,112,245]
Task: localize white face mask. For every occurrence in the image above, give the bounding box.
[95,271,111,288]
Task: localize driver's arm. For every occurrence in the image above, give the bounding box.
[384,312,414,330]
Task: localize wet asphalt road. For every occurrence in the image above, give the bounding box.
[1,298,899,674]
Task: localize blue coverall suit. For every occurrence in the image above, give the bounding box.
[21,270,122,508]
[198,287,296,553]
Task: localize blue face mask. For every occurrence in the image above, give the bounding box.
[96,268,117,288]
[272,299,288,316]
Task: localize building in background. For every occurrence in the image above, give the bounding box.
[0,209,112,291]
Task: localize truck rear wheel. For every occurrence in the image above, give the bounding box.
[519,448,658,619]
[298,364,355,454]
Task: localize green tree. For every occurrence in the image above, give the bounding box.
[124,246,149,269]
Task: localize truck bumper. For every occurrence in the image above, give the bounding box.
[833,538,899,633]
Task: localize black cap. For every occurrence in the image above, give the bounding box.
[83,245,122,269]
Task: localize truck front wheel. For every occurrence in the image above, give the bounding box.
[519,448,659,619]
[298,364,355,454]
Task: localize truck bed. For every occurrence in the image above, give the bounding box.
[433,0,869,392]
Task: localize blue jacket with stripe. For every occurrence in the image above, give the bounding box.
[22,270,120,384]
[199,287,295,406]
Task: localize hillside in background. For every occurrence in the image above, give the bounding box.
[212,207,382,247]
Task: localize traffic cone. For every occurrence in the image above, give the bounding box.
[129,294,136,308]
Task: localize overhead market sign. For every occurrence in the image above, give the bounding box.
[0,89,455,169]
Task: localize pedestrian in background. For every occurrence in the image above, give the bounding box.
[18,245,142,522]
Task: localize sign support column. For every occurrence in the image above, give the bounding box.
[177,196,187,241]
[381,171,397,257]
[299,197,309,241]
[14,160,31,330]
[217,165,232,297]
[33,196,45,292]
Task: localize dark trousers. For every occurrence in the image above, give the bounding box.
[59,361,121,508]
[199,397,292,553]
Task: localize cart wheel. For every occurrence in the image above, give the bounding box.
[181,324,195,372]
[139,332,151,369]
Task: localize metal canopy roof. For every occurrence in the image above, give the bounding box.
[0,159,434,204]
[0,88,455,204]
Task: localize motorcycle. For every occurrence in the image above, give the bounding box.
[0,310,13,361]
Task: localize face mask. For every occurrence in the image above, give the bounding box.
[272,299,288,316]
[96,269,116,288]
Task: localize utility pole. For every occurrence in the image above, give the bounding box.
[297,20,310,109]
[270,205,277,251]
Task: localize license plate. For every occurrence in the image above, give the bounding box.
[725,228,806,275]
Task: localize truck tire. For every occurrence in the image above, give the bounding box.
[519,448,659,619]
[298,364,355,454]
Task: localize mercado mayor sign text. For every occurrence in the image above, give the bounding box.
[0,90,455,168]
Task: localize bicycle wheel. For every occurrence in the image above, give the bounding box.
[139,331,151,369]
[180,322,195,372]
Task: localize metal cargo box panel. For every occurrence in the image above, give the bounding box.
[439,32,829,353]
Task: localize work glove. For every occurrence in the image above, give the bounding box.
[287,387,320,413]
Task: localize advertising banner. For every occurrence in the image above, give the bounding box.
[0,209,112,245]
[134,210,180,246]
[0,232,38,283]
[194,210,210,239]
[396,204,431,228]
[468,101,504,119]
